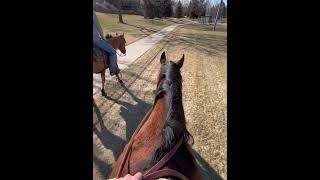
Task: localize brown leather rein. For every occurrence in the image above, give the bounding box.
[114,106,189,180]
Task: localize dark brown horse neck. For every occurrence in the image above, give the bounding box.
[143,62,191,169]
[110,61,200,179]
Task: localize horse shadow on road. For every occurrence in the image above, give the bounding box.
[93,150,112,179]
[93,101,126,159]
[93,100,126,178]
[104,83,153,141]
[93,83,153,178]
[191,149,224,180]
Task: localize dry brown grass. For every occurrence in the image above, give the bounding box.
[96,13,181,45]
[93,22,227,180]
[162,25,227,179]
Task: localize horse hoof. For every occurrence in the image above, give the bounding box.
[118,80,123,84]
[101,90,106,96]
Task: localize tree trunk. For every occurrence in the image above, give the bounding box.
[118,10,124,23]
[118,1,124,23]
[213,0,222,31]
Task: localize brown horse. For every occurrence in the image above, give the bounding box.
[109,52,201,180]
[93,33,126,96]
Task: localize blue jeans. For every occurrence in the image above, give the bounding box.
[95,39,118,74]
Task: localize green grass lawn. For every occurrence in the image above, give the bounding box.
[96,13,191,44]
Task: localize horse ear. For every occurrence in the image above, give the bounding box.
[177,54,184,68]
[160,52,166,64]
[116,33,119,36]
[122,33,124,36]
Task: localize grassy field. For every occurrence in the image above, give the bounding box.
[163,24,227,180]
[93,17,227,180]
[96,13,193,44]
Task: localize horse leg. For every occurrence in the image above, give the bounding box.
[116,74,123,84]
[101,70,106,96]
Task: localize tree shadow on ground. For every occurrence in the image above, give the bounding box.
[163,30,226,55]
[123,22,158,34]
[166,18,192,25]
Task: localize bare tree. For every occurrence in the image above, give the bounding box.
[117,0,124,23]
[213,0,222,31]
[204,0,212,15]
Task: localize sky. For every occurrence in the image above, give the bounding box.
[210,0,227,5]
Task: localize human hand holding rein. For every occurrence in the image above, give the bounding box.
[108,172,142,180]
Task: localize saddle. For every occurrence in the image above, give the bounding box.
[93,43,120,76]
[93,44,109,73]
[93,44,108,63]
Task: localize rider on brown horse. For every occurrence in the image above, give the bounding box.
[93,0,120,76]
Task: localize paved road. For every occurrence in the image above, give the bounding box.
[93,24,179,95]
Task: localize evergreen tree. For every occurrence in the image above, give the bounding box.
[175,1,183,18]
[188,0,200,18]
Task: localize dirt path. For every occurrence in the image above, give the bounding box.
[93,24,227,180]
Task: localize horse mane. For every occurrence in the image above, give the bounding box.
[143,61,194,170]
[105,34,113,39]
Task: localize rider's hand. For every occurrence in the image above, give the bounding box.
[109,172,142,180]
